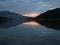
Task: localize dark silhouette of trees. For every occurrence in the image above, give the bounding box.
[35,8,60,30]
[0,16,12,23]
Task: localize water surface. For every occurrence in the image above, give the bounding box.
[0,21,60,45]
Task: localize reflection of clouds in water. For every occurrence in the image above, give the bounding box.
[7,23,60,45]
[0,21,60,45]
[22,21,39,26]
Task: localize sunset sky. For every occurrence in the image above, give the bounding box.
[0,0,60,45]
[0,0,60,15]
[23,13,39,17]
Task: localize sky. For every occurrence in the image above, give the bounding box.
[0,0,60,15]
[0,0,60,45]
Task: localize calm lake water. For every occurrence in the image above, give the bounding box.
[0,21,60,45]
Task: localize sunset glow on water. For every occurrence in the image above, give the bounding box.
[22,21,39,26]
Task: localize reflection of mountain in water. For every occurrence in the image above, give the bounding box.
[22,21,39,26]
[0,11,33,28]
[1,8,60,30]
[0,16,12,23]
[35,8,60,30]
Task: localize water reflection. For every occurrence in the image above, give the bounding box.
[22,21,39,26]
[35,8,60,30]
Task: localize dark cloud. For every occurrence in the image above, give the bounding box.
[0,0,60,14]
[0,0,7,1]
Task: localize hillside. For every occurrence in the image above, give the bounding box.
[0,11,33,28]
[35,8,60,30]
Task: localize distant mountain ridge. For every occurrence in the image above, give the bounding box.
[0,11,26,18]
[35,8,60,30]
[0,11,33,28]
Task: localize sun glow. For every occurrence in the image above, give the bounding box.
[22,21,39,26]
[23,13,39,17]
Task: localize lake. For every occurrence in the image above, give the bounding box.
[0,21,60,45]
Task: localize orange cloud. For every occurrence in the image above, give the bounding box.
[23,13,39,17]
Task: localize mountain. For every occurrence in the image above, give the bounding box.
[0,11,27,18]
[0,11,33,28]
[35,8,60,30]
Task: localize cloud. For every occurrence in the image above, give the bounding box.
[0,0,7,1]
[0,0,60,14]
